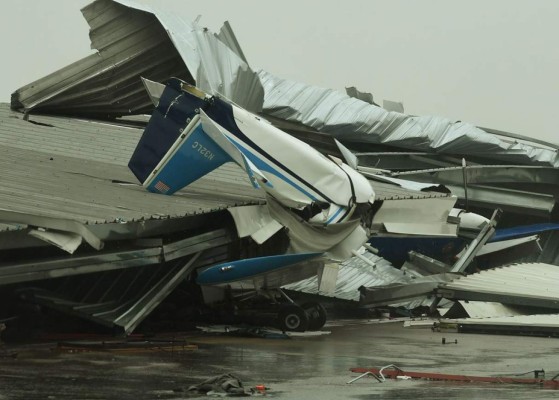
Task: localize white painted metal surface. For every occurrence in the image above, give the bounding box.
[453,301,523,319]
[372,197,458,236]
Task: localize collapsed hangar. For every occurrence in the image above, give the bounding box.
[0,101,448,334]
[1,0,558,336]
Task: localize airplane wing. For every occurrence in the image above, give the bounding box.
[490,223,559,242]
[196,252,324,289]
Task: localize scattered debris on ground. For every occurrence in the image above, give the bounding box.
[55,339,198,354]
[196,324,331,339]
[187,373,268,397]
[349,364,559,388]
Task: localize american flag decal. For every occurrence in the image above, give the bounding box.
[154,180,170,194]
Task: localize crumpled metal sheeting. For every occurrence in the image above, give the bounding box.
[114,0,263,112]
[284,251,433,309]
[12,0,191,117]
[12,0,263,116]
[284,251,403,302]
[259,70,559,167]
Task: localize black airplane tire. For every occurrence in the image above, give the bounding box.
[302,302,327,331]
[277,304,309,332]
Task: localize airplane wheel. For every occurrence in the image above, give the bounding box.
[277,305,309,332]
[302,302,327,331]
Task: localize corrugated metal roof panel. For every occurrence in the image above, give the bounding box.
[284,251,401,302]
[441,263,559,300]
[0,103,435,230]
[259,70,559,168]
[0,106,140,165]
[12,0,262,117]
[0,104,262,227]
[11,0,191,117]
[370,180,448,201]
[285,251,434,308]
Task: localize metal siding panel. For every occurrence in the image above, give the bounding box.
[13,0,263,117]
[441,263,559,303]
[0,104,262,229]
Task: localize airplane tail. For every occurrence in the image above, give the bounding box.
[128,79,209,187]
[142,115,233,194]
[129,77,269,194]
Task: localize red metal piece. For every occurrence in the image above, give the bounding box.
[350,367,559,388]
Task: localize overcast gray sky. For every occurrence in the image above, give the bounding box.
[1,0,557,144]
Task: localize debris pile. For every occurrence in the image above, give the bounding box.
[0,0,556,337]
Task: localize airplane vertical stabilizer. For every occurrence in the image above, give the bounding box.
[143,115,233,195]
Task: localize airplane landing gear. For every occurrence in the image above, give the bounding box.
[302,302,327,331]
[277,304,309,332]
[273,290,327,332]
[212,288,327,332]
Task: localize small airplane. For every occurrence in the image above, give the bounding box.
[128,78,381,330]
[129,78,375,229]
[128,78,554,329]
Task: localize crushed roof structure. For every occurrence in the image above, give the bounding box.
[0,103,263,232]
[258,71,559,168]
[284,250,440,309]
[1,0,558,335]
[0,101,263,333]
[11,0,557,228]
[11,0,263,118]
[437,263,559,310]
[284,251,400,302]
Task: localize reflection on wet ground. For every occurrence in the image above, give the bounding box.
[1,319,559,399]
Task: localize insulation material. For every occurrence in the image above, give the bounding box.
[227,205,282,244]
[267,196,367,261]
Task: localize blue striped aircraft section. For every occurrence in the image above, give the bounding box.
[490,223,559,242]
[129,79,205,184]
[369,223,559,267]
[130,77,375,229]
[368,236,464,267]
[196,252,323,286]
[145,121,232,195]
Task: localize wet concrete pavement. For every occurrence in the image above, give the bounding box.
[1,319,559,399]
